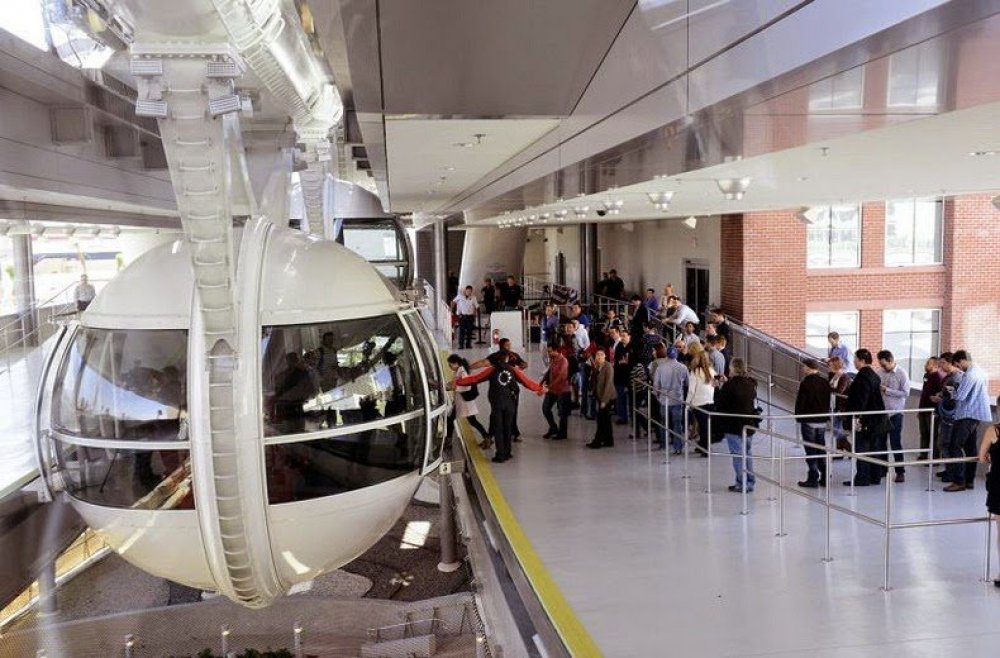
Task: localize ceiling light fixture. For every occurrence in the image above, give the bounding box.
[453,142,474,148]
[647,191,674,211]
[553,209,569,221]
[683,216,698,229]
[573,205,589,219]
[716,177,752,200]
[602,199,624,216]
[968,150,997,157]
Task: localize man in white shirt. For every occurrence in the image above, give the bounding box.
[75,274,96,312]
[451,285,478,349]
[665,296,699,328]
[571,319,590,351]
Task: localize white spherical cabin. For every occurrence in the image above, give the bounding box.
[35,222,448,607]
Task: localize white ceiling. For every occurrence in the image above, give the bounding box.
[470,99,1000,227]
[384,118,559,214]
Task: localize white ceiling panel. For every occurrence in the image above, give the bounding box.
[385,118,559,214]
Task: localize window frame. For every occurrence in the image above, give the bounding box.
[804,311,860,359]
[884,198,944,267]
[881,308,941,384]
[805,204,862,270]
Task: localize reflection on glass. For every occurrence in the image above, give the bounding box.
[885,199,942,266]
[403,313,444,407]
[265,416,425,503]
[261,315,424,437]
[52,328,188,441]
[882,308,941,382]
[806,205,861,269]
[51,439,194,510]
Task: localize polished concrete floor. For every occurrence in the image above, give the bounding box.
[455,346,1000,657]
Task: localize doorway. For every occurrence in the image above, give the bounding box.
[684,260,710,318]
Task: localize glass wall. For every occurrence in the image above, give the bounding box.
[805,311,859,358]
[52,328,188,441]
[885,198,943,266]
[260,314,424,437]
[883,308,940,383]
[265,416,426,503]
[806,205,861,269]
[51,441,194,510]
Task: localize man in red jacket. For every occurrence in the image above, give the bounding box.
[542,343,571,440]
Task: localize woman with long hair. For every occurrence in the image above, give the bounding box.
[686,350,717,455]
[446,354,491,447]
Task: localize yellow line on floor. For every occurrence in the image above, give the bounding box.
[443,354,602,656]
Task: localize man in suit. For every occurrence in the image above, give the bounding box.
[843,348,887,486]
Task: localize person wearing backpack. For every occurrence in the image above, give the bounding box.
[446,354,490,447]
[454,349,544,463]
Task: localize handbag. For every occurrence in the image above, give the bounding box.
[460,383,479,402]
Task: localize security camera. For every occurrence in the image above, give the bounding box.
[596,209,607,217]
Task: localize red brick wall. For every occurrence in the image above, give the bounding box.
[944,195,1000,395]
[720,196,1000,394]
[719,214,745,319]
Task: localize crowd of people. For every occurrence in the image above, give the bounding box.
[445,275,997,503]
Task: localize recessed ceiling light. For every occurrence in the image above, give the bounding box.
[443,166,456,171]
[453,142,474,148]
[683,216,698,229]
[968,150,997,157]
[796,176,808,182]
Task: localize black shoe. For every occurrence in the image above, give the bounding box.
[844,479,870,487]
[993,579,1000,588]
[543,430,557,439]
[818,478,827,487]
[798,480,819,488]
[728,485,754,493]
[553,435,568,440]
[586,442,602,449]
[491,456,505,463]
[894,472,905,483]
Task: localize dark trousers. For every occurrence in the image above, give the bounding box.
[887,413,905,474]
[918,410,939,459]
[801,423,827,482]
[448,408,488,440]
[457,315,475,348]
[854,425,888,484]
[594,403,614,446]
[614,382,630,422]
[491,407,517,459]
[542,392,571,438]
[693,406,711,451]
[946,419,981,485]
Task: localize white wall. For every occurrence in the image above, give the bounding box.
[521,226,582,290]
[459,227,527,287]
[596,216,722,306]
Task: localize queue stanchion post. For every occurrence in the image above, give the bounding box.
[824,447,833,562]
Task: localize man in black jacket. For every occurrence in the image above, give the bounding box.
[795,359,832,488]
[844,349,887,486]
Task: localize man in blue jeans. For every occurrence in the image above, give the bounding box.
[653,346,689,453]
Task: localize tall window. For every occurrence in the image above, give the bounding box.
[882,309,940,383]
[808,67,865,112]
[806,311,859,358]
[806,205,861,269]
[887,41,942,108]
[885,198,943,266]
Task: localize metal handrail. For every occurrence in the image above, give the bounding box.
[629,374,992,590]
